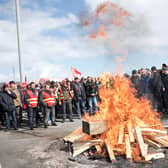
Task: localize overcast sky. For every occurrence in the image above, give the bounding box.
[0,0,168,82]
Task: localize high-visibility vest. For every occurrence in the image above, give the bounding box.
[59,87,64,101]
[23,91,27,109]
[27,89,38,108]
[67,85,73,99]
[43,91,55,106]
[59,86,73,101]
[54,91,58,99]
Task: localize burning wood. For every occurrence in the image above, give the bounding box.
[64,76,168,163]
[82,120,108,135]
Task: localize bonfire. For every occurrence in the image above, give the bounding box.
[64,1,168,163]
[64,75,168,163]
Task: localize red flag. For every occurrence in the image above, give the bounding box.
[71,67,82,77]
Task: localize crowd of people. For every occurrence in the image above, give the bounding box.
[0,76,100,130]
[129,64,168,114]
[0,63,168,131]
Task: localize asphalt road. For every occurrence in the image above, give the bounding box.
[1,118,168,168]
[0,119,82,168]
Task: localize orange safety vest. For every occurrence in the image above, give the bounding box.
[27,89,38,108]
[43,91,55,106]
[59,86,73,101]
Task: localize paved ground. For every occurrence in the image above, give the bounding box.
[0,119,82,168]
[1,118,168,168]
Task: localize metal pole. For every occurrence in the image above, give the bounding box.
[15,0,23,82]
[12,66,16,81]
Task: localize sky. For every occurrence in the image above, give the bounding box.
[0,0,168,82]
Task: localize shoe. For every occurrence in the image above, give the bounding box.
[52,123,57,126]
[69,119,74,122]
[14,128,18,130]
[44,125,48,128]
[62,119,65,123]
[30,125,34,130]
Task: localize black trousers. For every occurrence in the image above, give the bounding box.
[62,100,73,120]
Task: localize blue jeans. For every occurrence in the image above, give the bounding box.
[75,98,86,117]
[87,96,97,115]
[5,110,17,129]
[28,107,37,127]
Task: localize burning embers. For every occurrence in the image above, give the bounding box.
[64,75,168,163]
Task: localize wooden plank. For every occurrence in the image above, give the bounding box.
[141,128,167,135]
[118,125,124,144]
[134,127,146,157]
[76,139,103,143]
[95,144,102,153]
[144,153,165,161]
[73,140,101,157]
[144,144,148,156]
[82,120,108,135]
[127,122,135,143]
[64,127,87,143]
[144,137,161,149]
[105,139,116,162]
[73,142,93,157]
[148,136,168,147]
[125,134,132,159]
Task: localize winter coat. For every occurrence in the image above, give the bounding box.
[72,82,86,100]
[0,91,16,113]
[85,81,98,97]
[148,71,163,96]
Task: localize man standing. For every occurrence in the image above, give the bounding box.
[40,82,57,128]
[161,66,168,115]
[0,84,17,130]
[148,66,163,111]
[72,77,86,118]
[59,80,74,122]
[9,81,22,127]
[85,77,98,116]
[24,82,38,130]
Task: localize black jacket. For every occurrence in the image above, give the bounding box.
[85,81,98,97]
[0,91,16,113]
[149,71,163,96]
[72,82,86,100]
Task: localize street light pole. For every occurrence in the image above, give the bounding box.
[15,0,23,82]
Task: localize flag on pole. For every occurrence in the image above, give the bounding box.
[25,75,27,83]
[71,67,82,77]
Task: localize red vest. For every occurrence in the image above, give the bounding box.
[59,87,64,101]
[27,89,38,108]
[43,91,55,106]
[59,86,73,102]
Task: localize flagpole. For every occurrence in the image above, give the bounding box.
[15,0,23,82]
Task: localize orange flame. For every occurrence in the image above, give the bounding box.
[84,74,164,159]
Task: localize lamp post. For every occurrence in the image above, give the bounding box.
[15,0,23,82]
